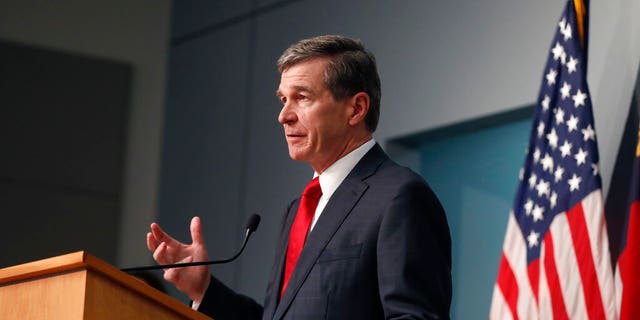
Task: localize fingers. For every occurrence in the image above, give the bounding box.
[152,242,170,265]
[148,218,212,302]
[150,222,180,247]
[190,216,204,245]
[148,223,176,265]
[148,218,207,268]
[146,232,158,252]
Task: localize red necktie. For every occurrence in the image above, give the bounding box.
[280,177,322,299]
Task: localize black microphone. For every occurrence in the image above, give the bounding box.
[121,214,261,272]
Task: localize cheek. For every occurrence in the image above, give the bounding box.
[320,114,349,138]
[299,105,344,142]
[305,119,326,141]
[298,113,318,138]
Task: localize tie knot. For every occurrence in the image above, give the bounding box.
[302,177,322,199]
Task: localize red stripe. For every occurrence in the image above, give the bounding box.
[620,200,640,320]
[496,253,520,320]
[542,232,569,320]
[566,202,606,320]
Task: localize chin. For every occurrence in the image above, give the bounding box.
[287,149,310,162]
[288,153,305,162]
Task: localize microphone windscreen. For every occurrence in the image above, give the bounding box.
[246,214,261,232]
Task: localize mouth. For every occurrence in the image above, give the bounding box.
[285,133,306,142]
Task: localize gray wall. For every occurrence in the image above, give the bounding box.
[0,0,171,267]
[1,0,639,317]
[162,0,640,311]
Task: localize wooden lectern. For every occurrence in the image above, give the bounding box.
[0,251,213,319]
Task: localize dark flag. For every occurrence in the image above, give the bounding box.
[606,80,640,318]
[614,122,640,319]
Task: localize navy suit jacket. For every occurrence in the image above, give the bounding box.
[199,144,452,319]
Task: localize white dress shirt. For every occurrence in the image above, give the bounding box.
[310,139,376,231]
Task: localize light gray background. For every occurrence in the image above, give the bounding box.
[1,0,638,317]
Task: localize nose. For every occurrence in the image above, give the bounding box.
[278,102,297,125]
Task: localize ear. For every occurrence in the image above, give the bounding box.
[347,92,370,127]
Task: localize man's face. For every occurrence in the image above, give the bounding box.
[277,58,353,172]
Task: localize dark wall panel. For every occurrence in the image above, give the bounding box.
[0,40,131,267]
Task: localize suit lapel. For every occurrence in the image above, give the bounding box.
[263,200,299,320]
[272,144,388,320]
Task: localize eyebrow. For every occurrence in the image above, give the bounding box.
[276,85,315,98]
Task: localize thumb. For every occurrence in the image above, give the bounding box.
[190,216,205,245]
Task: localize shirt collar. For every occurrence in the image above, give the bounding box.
[314,139,376,201]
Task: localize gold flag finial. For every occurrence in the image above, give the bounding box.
[573,0,586,48]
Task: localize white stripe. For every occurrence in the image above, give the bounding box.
[549,213,588,319]
[580,190,617,319]
[490,212,519,319]
[538,242,553,319]
[490,283,513,320]
[615,263,622,318]
[502,213,539,319]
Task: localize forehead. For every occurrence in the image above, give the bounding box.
[278,58,329,93]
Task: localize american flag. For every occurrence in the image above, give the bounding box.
[490,1,617,319]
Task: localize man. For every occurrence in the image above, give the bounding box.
[147,35,452,319]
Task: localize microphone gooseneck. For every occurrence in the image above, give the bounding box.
[121,214,261,272]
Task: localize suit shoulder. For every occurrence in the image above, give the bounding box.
[375,158,431,188]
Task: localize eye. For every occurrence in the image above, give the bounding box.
[280,96,287,104]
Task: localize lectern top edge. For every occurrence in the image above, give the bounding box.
[0,251,89,284]
[0,251,213,320]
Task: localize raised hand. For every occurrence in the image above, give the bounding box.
[147,216,211,303]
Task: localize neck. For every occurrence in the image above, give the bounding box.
[312,133,372,174]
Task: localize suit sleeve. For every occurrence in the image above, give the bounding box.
[197,199,297,320]
[376,179,452,320]
[197,276,263,320]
